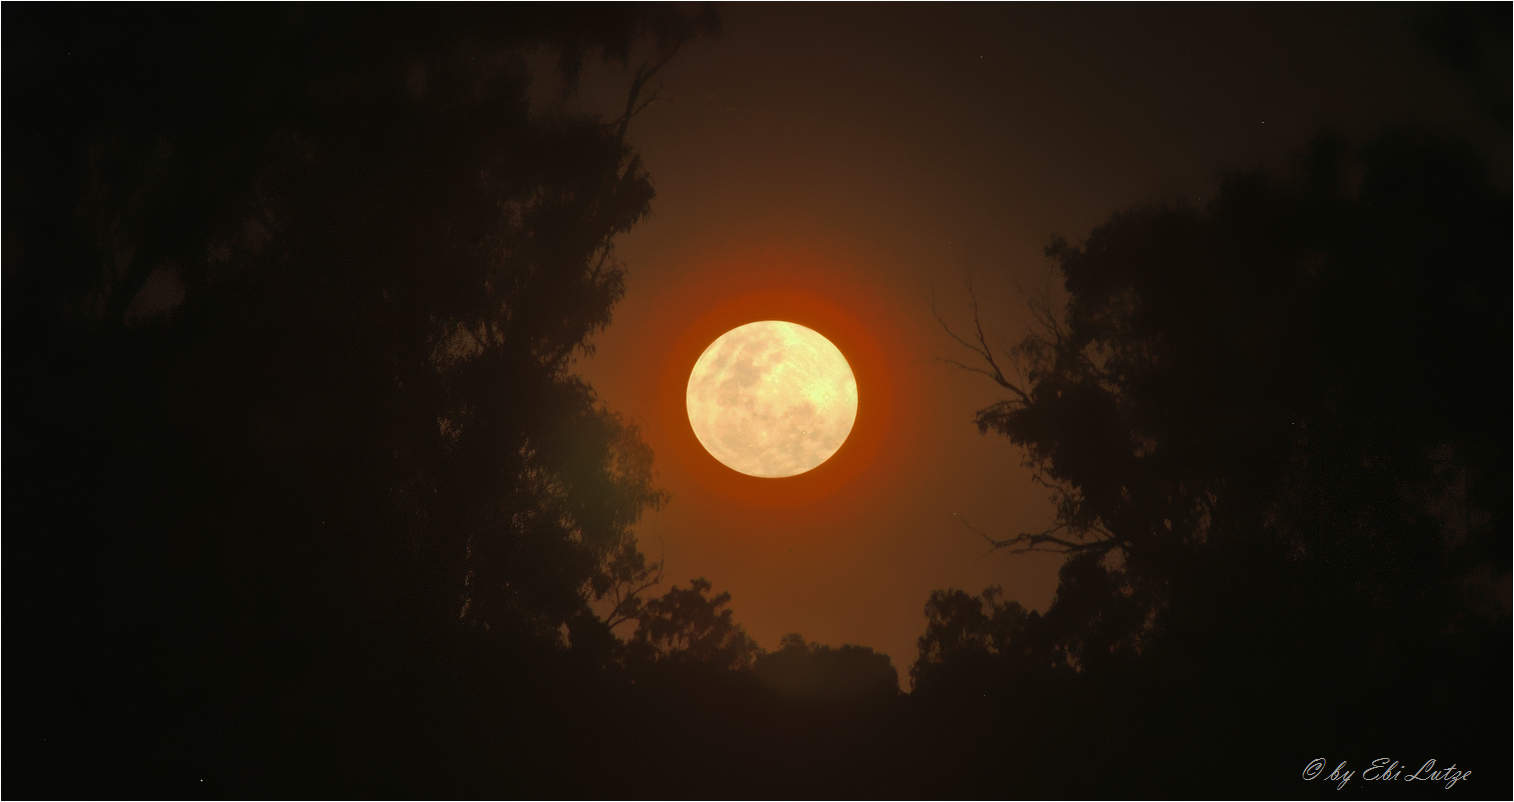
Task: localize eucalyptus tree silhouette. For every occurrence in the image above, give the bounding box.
[627,578,763,671]
[5,6,716,796]
[928,128,1511,795]
[755,633,899,703]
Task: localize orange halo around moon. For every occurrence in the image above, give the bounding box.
[685,321,858,478]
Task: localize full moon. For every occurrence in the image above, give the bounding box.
[686,321,858,478]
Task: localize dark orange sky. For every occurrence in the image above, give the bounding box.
[545,4,1505,679]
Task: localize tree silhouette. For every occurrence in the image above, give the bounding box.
[5,6,716,796]
[928,127,1511,794]
[627,578,762,671]
[942,127,1507,654]
[754,633,899,702]
[912,586,1048,691]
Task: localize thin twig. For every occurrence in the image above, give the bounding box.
[929,285,1032,403]
[615,44,683,140]
[956,513,1114,557]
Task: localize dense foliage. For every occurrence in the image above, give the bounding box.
[6,6,714,795]
[919,129,1511,795]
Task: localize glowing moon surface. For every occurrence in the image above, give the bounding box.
[686,321,858,478]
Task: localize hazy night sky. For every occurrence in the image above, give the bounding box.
[9,5,1507,796]
[541,4,1507,679]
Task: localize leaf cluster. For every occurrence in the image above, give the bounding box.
[934,128,1510,682]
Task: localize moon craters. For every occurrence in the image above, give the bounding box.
[687,321,857,478]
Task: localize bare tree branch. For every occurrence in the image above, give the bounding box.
[930,356,1014,386]
[604,558,663,630]
[603,517,667,630]
[930,283,1031,404]
[613,43,683,140]
[956,513,1116,558]
[965,277,1016,394]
